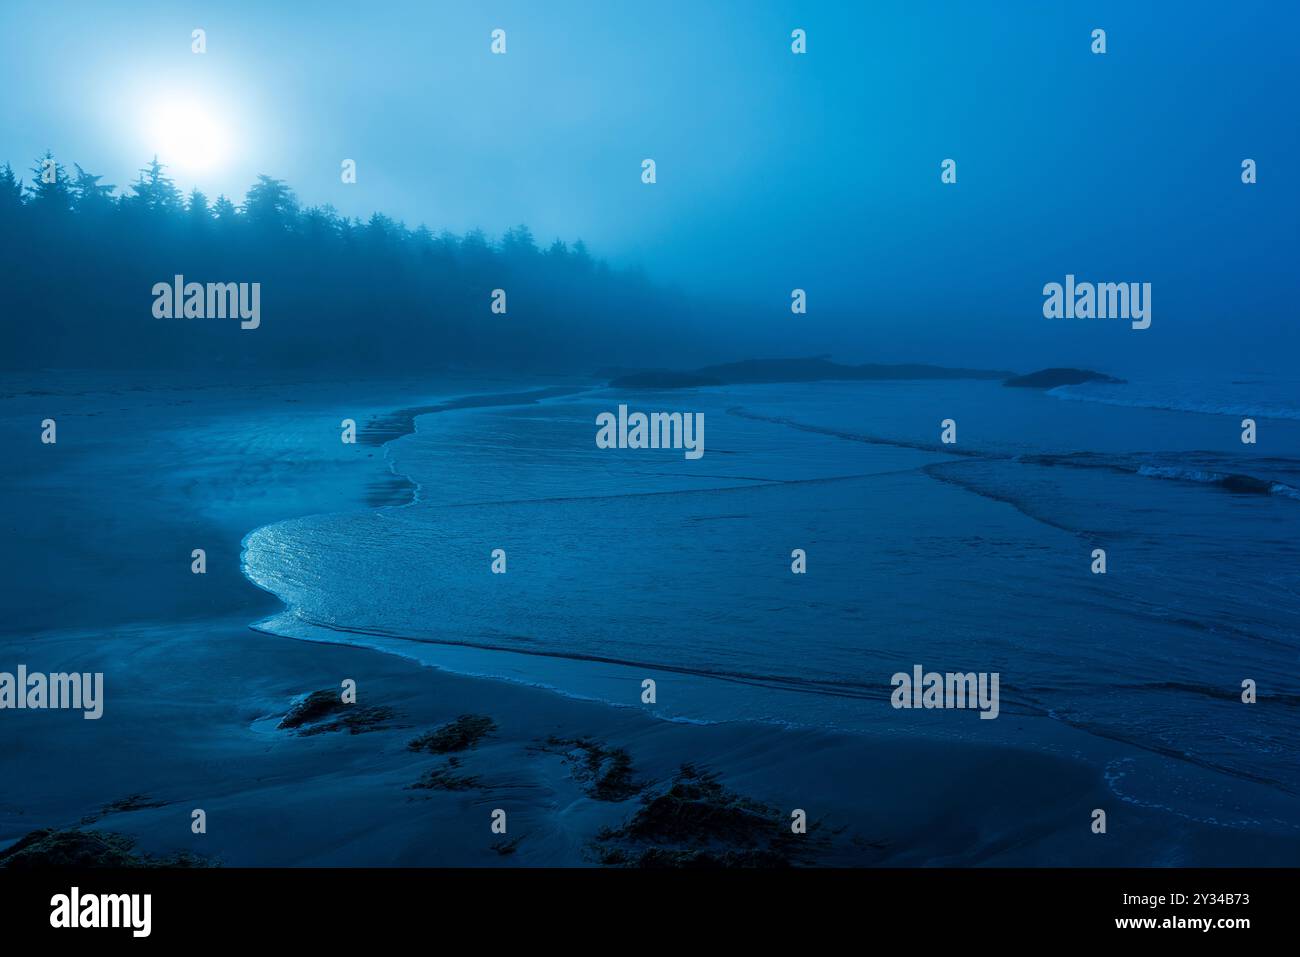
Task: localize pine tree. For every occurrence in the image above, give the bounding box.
[366,211,398,244]
[211,194,237,223]
[71,164,116,215]
[570,238,593,270]
[26,150,73,212]
[242,174,298,230]
[186,188,210,225]
[302,204,340,239]
[130,156,183,213]
[502,224,538,259]
[0,162,23,216]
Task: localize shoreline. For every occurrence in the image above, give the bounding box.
[4,375,1299,866]
[210,382,1300,863]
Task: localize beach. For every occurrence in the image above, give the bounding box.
[2,371,1298,866]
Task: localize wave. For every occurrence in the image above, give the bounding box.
[248,603,1299,797]
[250,611,966,707]
[1016,451,1300,500]
[1136,465,1300,499]
[729,407,1300,502]
[1049,382,1300,421]
[236,383,1300,809]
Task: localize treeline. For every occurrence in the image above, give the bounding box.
[0,152,704,373]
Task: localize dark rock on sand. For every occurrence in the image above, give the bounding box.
[408,714,497,754]
[0,828,212,868]
[278,689,347,729]
[406,757,481,792]
[492,836,524,856]
[79,793,168,825]
[538,736,644,801]
[593,764,819,867]
[278,689,396,736]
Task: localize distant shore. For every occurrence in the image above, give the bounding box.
[605,356,1126,392]
[608,356,1017,389]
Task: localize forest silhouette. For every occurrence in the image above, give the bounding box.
[0,153,706,373]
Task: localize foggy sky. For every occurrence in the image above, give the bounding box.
[2,0,1296,376]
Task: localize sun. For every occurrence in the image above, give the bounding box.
[145,97,230,176]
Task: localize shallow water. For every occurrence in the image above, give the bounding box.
[242,379,1300,832]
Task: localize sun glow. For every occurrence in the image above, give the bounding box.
[144,96,231,175]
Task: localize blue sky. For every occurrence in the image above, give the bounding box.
[1,0,1296,374]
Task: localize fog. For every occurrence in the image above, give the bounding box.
[2,0,1296,376]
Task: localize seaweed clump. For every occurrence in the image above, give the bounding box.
[278,689,396,736]
[407,714,497,754]
[0,829,213,868]
[406,757,481,792]
[539,736,644,801]
[79,793,168,825]
[593,764,817,868]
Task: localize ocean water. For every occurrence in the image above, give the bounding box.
[243,377,1300,830]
